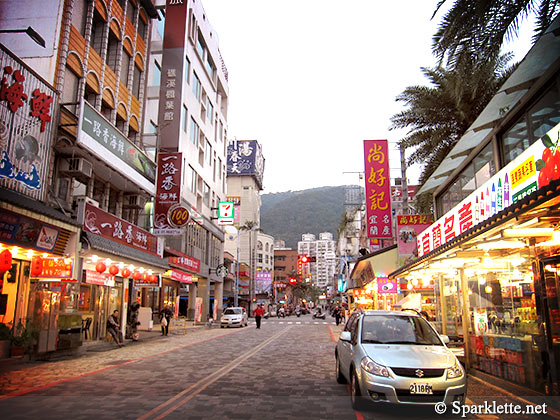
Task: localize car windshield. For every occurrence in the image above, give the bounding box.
[361,315,442,345]
[224,308,242,315]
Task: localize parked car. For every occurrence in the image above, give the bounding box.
[335,310,466,409]
[220,307,248,328]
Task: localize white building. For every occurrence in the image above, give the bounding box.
[298,233,337,289]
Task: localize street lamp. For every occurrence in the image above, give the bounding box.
[0,26,46,48]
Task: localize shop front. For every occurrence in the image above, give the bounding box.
[390,125,560,395]
[79,201,168,343]
[167,253,200,320]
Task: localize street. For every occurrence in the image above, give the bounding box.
[0,316,558,420]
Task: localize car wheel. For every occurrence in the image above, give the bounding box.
[350,369,366,410]
[335,354,346,384]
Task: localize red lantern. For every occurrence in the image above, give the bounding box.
[150,274,158,283]
[142,273,149,281]
[121,268,131,278]
[108,265,119,276]
[0,250,13,273]
[95,262,107,273]
[30,255,43,277]
[132,271,141,280]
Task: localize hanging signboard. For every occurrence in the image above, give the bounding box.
[154,152,184,235]
[0,44,57,200]
[30,256,73,278]
[217,201,234,225]
[397,214,433,266]
[377,277,398,294]
[363,140,393,238]
[418,123,560,257]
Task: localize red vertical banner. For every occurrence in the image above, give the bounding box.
[154,152,183,235]
[364,140,393,239]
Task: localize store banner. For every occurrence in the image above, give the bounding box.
[154,152,183,235]
[85,270,115,287]
[169,255,200,273]
[0,44,57,200]
[418,122,560,257]
[170,269,192,283]
[363,140,393,238]
[0,208,62,252]
[227,140,265,189]
[31,256,73,278]
[255,271,273,293]
[397,214,433,266]
[377,277,398,294]
[81,202,160,256]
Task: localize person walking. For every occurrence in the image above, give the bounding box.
[254,304,265,329]
[107,310,124,347]
[334,305,342,326]
[160,305,172,336]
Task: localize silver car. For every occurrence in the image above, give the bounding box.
[335,310,466,409]
[220,307,248,328]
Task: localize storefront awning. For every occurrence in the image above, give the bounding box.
[82,232,168,269]
[348,245,398,290]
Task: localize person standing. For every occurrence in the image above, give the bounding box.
[107,310,124,347]
[127,302,140,341]
[334,306,342,326]
[160,305,172,336]
[254,304,265,329]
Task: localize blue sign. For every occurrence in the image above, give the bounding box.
[227,140,265,189]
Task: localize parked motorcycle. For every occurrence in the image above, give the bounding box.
[277,308,285,318]
[295,308,302,317]
[312,311,326,320]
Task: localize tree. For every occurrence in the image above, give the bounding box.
[432,0,560,67]
[390,54,515,213]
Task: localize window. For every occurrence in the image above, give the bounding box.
[120,51,131,85]
[153,59,161,86]
[502,83,560,165]
[186,165,197,193]
[205,140,212,166]
[126,0,136,25]
[189,118,199,146]
[137,15,146,40]
[90,11,105,53]
[148,120,157,134]
[203,182,210,207]
[106,31,119,71]
[196,32,205,58]
[71,0,87,36]
[62,66,79,109]
[184,56,190,82]
[132,65,141,97]
[206,99,213,124]
[192,72,201,100]
[182,105,188,133]
[205,56,214,79]
[156,10,165,39]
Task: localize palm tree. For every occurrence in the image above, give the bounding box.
[432,0,560,67]
[390,53,515,212]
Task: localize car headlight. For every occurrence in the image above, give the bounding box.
[360,356,389,377]
[447,360,464,379]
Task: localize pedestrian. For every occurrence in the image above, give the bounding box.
[160,305,171,336]
[107,309,124,347]
[127,302,140,341]
[334,305,342,326]
[254,304,265,329]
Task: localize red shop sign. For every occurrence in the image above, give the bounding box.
[169,255,200,273]
[170,269,192,283]
[82,202,159,256]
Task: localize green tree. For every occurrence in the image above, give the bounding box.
[432,0,559,67]
[390,54,514,213]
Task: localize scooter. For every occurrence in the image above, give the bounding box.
[277,309,285,318]
[312,311,326,320]
[295,308,302,317]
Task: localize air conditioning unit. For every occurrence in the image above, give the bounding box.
[124,194,146,209]
[74,195,99,208]
[59,158,93,178]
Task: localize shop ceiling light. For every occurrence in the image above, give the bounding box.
[502,228,554,237]
[536,231,560,247]
[476,239,527,250]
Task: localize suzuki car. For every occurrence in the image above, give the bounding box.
[335,310,466,408]
[220,307,248,328]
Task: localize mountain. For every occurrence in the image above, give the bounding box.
[260,186,348,249]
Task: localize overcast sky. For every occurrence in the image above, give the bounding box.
[201,0,533,194]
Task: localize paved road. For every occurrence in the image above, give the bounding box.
[0,315,558,420]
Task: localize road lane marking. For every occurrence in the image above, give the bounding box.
[138,326,293,420]
[328,325,336,342]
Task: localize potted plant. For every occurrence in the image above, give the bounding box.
[10,320,31,357]
[0,323,10,359]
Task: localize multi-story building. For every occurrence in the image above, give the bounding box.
[144,0,229,321]
[298,232,337,290]
[273,244,297,303]
[0,0,163,353]
[224,140,273,310]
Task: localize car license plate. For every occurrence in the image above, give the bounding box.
[409,383,433,395]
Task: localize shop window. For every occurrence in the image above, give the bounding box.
[79,284,93,312]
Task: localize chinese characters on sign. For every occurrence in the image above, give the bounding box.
[31,257,73,279]
[396,215,433,266]
[164,68,177,122]
[169,255,201,273]
[82,202,160,256]
[226,140,265,189]
[363,140,392,239]
[0,45,57,198]
[154,152,184,235]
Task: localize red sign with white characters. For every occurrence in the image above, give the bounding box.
[170,269,192,283]
[364,140,393,238]
[32,257,73,278]
[169,255,200,273]
[154,152,183,235]
[82,202,160,256]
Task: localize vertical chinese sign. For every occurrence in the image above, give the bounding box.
[363,140,392,239]
[0,44,57,200]
[154,152,183,235]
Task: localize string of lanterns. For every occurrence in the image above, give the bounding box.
[94,261,159,282]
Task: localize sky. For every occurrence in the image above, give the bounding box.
[201,0,534,194]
